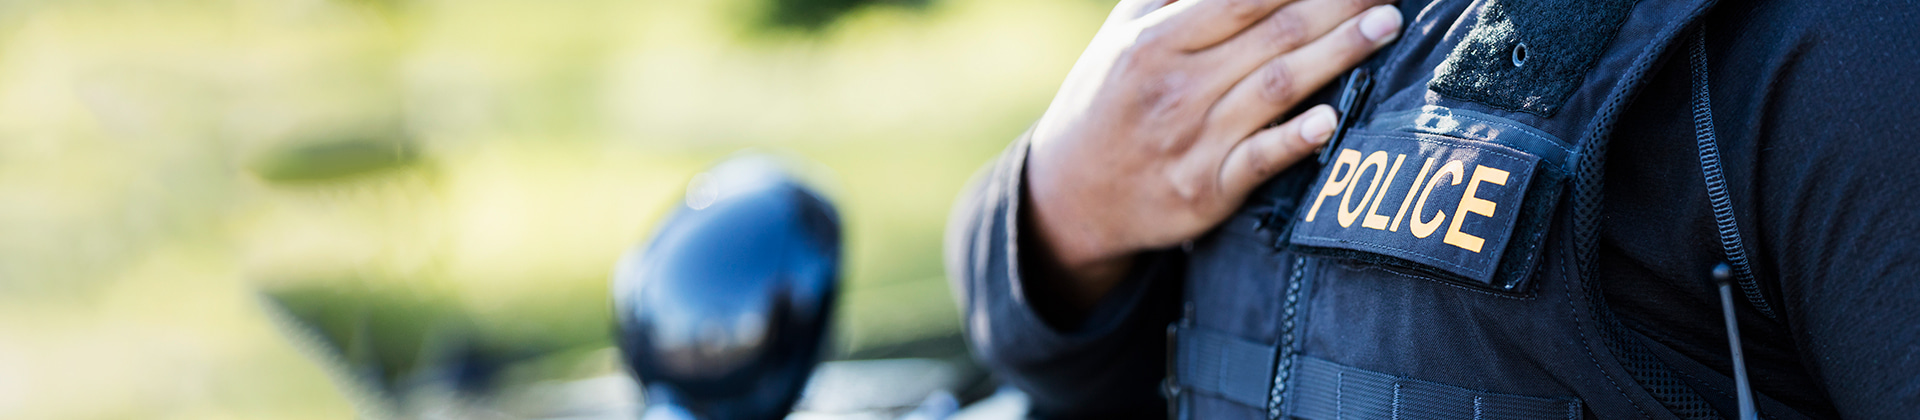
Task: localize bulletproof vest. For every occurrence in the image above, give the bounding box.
[1163,0,1808,418]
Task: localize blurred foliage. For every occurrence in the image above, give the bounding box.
[758,0,931,32]
[246,129,420,183]
[260,281,471,395]
[0,0,1113,418]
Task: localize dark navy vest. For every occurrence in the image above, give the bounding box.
[1164,0,1811,418]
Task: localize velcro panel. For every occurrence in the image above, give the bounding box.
[1428,0,1636,117]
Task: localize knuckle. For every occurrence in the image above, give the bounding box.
[1262,8,1309,51]
[1116,42,1158,71]
[1161,172,1195,203]
[1164,166,1210,204]
[1140,72,1192,118]
[1174,182,1208,207]
[1153,132,1185,154]
[1234,143,1279,179]
[1222,0,1270,23]
[1246,153,1281,178]
[1257,61,1298,104]
[1129,25,1168,52]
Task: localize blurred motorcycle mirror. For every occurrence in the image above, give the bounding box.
[612,153,843,420]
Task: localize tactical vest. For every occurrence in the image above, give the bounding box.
[1163,0,1808,418]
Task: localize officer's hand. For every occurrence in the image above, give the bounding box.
[1024,0,1402,311]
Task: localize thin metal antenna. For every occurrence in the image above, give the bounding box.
[1712,262,1758,420]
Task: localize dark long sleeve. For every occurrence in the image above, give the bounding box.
[1733,2,1920,416]
[944,131,1184,419]
[1600,1,1920,417]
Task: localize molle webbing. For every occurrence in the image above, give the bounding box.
[1290,356,1583,420]
[1173,325,1584,419]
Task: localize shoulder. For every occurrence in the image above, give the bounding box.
[1690,0,1920,295]
[1707,0,1920,116]
[1701,0,1920,214]
[1709,2,1920,416]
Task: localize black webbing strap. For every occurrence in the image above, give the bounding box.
[1174,326,1583,419]
[1173,325,1277,408]
[1287,356,1583,420]
[1167,324,1274,406]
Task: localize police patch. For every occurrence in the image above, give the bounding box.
[1288,127,1558,291]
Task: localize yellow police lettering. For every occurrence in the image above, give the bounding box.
[1304,149,1362,223]
[1337,151,1393,228]
[1361,154,1408,230]
[1390,157,1437,232]
[1443,165,1510,253]
[1410,160,1465,239]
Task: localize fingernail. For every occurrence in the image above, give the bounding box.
[1299,106,1337,145]
[1359,6,1403,43]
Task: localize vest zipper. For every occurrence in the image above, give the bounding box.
[1267,255,1306,419]
[1688,25,1777,321]
[1694,27,1760,420]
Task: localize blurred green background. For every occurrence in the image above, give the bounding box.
[0,0,1110,417]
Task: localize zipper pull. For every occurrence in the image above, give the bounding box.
[1319,68,1374,165]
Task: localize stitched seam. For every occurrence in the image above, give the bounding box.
[1391,382,1402,420]
[1292,236,1498,280]
[1440,113,1577,156]
[1355,264,1536,300]
[1373,106,1578,159]
[1562,238,1648,419]
[1346,131,1540,164]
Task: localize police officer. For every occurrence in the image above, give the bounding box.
[946,0,1920,418]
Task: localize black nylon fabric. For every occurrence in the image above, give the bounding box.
[1598,1,1920,417]
[1280,0,1719,418]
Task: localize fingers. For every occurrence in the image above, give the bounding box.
[1204,5,1400,138]
[1218,105,1339,194]
[1193,0,1392,76]
[1142,0,1300,49]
